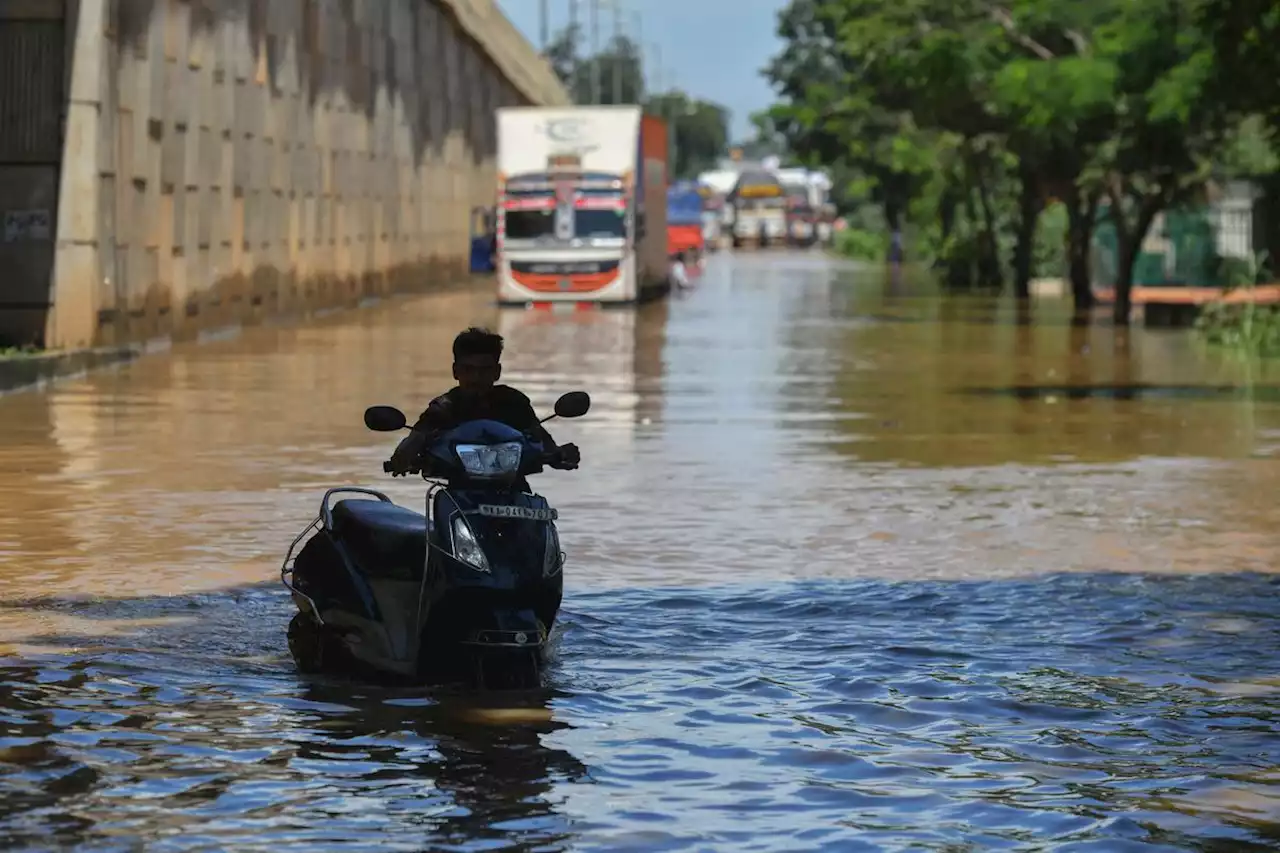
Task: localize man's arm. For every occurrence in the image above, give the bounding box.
[509,390,578,469]
[389,430,426,474]
[411,394,455,433]
[509,391,557,449]
[388,395,452,474]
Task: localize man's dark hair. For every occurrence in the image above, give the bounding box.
[453,326,503,362]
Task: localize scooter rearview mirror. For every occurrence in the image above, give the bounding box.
[553,391,590,419]
[364,405,407,431]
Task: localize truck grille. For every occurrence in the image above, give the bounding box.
[510,260,620,275]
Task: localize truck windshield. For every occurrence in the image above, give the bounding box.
[575,210,626,239]
[504,209,556,240]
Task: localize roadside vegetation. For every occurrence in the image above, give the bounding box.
[755,0,1280,341]
[1194,251,1280,356]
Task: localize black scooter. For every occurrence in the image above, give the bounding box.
[282,392,590,689]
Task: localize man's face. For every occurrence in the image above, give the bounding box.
[453,353,500,391]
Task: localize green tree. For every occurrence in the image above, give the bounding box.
[763,0,1243,321]
[982,0,1120,307]
[544,24,582,90]
[646,91,730,180]
[542,24,731,181]
[735,113,791,162]
[1198,0,1280,131]
[1196,0,1280,274]
[545,26,647,105]
[1089,0,1236,321]
[761,0,934,259]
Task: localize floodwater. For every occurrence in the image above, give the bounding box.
[1,254,1279,851]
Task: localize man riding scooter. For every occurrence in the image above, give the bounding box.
[388,327,581,481]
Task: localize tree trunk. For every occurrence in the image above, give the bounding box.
[1113,239,1136,325]
[1012,166,1042,300]
[937,184,958,264]
[1065,186,1098,321]
[1110,190,1165,326]
[968,154,1002,288]
[976,187,1002,288]
[883,196,902,264]
[956,173,981,290]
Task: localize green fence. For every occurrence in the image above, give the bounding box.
[1091,205,1226,287]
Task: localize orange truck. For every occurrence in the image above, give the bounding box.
[666,181,706,259]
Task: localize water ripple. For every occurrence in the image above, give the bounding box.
[1,573,1273,849]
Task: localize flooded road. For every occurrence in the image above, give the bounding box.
[1,253,1279,850]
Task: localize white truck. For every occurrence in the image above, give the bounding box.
[728,167,788,248]
[494,106,670,305]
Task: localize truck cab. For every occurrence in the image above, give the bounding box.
[495,106,669,306]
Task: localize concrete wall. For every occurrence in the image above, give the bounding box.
[7,0,567,350]
[0,2,67,348]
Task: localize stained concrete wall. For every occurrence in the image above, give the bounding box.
[26,0,567,350]
[0,2,67,349]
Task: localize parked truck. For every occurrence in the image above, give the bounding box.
[494,106,670,306]
[728,168,788,249]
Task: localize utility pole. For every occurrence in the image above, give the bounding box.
[589,0,600,105]
[632,11,643,101]
[610,1,622,104]
[567,0,578,93]
[566,0,582,103]
[650,42,662,100]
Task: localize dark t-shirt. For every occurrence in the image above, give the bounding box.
[411,385,543,436]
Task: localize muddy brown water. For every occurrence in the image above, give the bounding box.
[0,253,1278,850]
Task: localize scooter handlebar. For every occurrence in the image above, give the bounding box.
[382,448,573,476]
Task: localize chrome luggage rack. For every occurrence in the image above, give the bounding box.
[280,488,393,627]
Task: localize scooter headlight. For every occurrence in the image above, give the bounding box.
[455,442,523,477]
[451,516,490,572]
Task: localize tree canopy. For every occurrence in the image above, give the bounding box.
[763,0,1277,322]
[542,26,730,181]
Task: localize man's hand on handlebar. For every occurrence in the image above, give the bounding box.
[384,459,420,477]
[549,443,580,470]
[386,430,428,476]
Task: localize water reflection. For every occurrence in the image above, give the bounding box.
[1,569,1278,849]
[0,658,586,850]
[969,384,1280,402]
[0,392,82,572]
[497,298,670,449]
[0,580,586,850]
[292,682,587,850]
[548,572,1280,850]
[804,281,1280,466]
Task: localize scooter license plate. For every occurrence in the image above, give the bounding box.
[478,505,557,521]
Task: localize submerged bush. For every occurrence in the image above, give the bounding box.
[1195,301,1280,356]
[833,227,889,261]
[1194,251,1280,357]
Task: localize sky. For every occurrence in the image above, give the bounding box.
[494,0,787,140]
